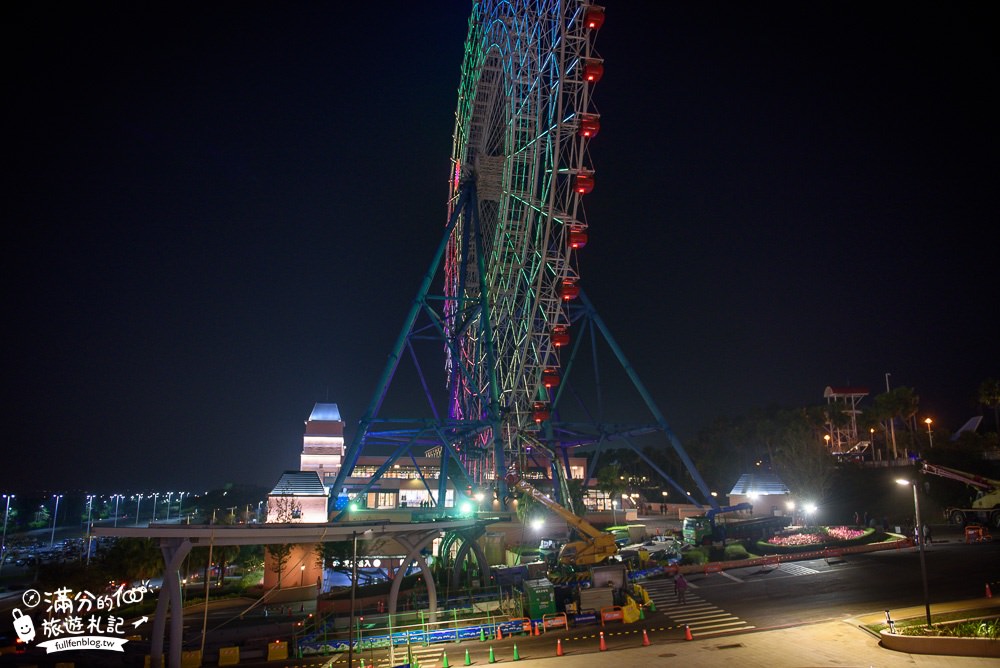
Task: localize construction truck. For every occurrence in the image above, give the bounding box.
[682,503,790,546]
[504,469,618,566]
[922,463,1000,529]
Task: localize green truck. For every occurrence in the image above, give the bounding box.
[682,504,790,546]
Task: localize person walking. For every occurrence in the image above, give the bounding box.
[674,572,688,604]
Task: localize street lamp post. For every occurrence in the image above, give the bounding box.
[112,494,123,528]
[886,372,898,459]
[49,494,63,547]
[164,492,174,521]
[151,492,160,522]
[0,494,13,575]
[135,494,144,527]
[85,494,95,564]
[897,478,932,626]
[924,418,934,449]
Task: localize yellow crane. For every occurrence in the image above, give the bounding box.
[504,469,618,566]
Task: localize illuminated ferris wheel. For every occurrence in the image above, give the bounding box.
[445,1,605,486]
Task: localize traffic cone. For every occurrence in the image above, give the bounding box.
[442,652,450,668]
[465,649,472,666]
[489,646,496,664]
[480,628,486,642]
[513,644,520,661]
[684,625,693,641]
[497,626,503,640]
[556,639,564,656]
[649,599,657,613]
[599,631,607,651]
[534,622,540,636]
[639,606,646,620]
[360,660,366,668]
[987,583,993,598]
[642,629,650,646]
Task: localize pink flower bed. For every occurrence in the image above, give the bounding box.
[765,525,867,547]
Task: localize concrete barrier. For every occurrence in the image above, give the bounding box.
[880,630,1000,657]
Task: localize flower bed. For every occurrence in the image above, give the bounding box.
[755,526,876,553]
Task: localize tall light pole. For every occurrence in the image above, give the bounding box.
[885,372,898,459]
[177,492,187,523]
[134,494,143,527]
[112,494,124,528]
[49,494,63,547]
[0,494,13,575]
[85,494,95,564]
[896,478,931,626]
[924,418,934,449]
[151,492,160,522]
[164,492,174,521]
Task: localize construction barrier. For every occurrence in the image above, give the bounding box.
[512,617,532,634]
[572,609,598,626]
[599,606,624,626]
[178,650,201,668]
[267,641,289,661]
[541,613,568,632]
[218,646,240,666]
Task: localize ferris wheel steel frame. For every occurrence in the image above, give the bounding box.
[329,2,719,518]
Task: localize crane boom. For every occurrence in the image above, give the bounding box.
[504,469,618,566]
[922,463,1000,490]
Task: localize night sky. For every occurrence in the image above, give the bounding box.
[6,2,996,494]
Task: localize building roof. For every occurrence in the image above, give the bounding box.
[309,403,343,422]
[729,472,790,496]
[270,470,327,496]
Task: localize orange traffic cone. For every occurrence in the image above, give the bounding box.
[987,583,993,598]
[556,639,564,656]
[497,626,503,640]
[599,631,607,651]
[534,622,540,636]
[684,625,693,641]
[642,629,650,646]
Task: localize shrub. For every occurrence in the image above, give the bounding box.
[723,543,750,561]
[681,547,707,565]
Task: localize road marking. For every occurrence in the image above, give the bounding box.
[779,563,819,576]
[641,579,753,634]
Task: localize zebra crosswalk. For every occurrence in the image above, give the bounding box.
[641,579,755,636]
[777,562,819,577]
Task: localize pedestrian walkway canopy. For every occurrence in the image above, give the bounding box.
[94,518,486,668]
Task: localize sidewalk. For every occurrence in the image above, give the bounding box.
[509,598,999,668]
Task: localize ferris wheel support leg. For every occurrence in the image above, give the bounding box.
[467,186,508,506]
[578,290,718,512]
[329,182,477,515]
